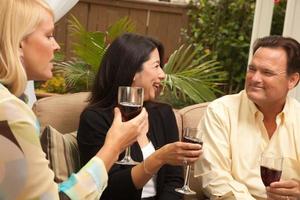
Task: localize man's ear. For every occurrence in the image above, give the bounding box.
[288,72,300,90]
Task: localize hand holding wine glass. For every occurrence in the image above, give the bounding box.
[116,86,144,165]
[260,153,283,187]
[175,127,203,195]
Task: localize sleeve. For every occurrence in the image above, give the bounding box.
[0,96,59,200]
[77,109,141,200]
[195,102,255,200]
[0,97,109,200]
[157,104,184,200]
[59,156,108,200]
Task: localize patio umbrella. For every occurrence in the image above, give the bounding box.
[45,0,79,22]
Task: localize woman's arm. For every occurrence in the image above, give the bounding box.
[77,107,148,199]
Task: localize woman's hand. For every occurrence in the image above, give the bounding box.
[266,179,300,200]
[156,141,203,166]
[105,107,148,153]
[97,107,148,171]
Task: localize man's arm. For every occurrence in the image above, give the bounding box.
[195,103,255,200]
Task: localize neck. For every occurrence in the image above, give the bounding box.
[255,100,286,138]
[255,99,286,119]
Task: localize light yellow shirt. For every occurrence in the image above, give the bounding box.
[195,90,300,200]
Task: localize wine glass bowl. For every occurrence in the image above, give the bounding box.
[116,86,144,165]
[260,153,283,187]
[175,127,203,195]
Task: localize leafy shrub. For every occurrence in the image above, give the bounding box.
[184,0,287,94]
[183,0,256,94]
[35,75,66,94]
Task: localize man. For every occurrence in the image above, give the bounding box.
[196,35,300,200]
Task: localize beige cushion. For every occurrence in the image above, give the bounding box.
[40,125,80,183]
[179,103,209,200]
[179,102,209,129]
[33,92,89,133]
[173,109,183,138]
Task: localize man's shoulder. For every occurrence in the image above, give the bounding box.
[209,90,245,110]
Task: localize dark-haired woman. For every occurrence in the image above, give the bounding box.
[77,33,203,200]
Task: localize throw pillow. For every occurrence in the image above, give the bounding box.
[40,125,80,183]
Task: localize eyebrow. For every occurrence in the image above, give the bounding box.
[153,60,160,64]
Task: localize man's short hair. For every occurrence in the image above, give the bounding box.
[253,35,300,75]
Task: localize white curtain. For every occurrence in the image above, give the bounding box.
[46,0,79,22]
[283,0,300,101]
[24,0,79,107]
[248,0,274,64]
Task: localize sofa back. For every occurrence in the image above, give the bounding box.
[33,92,90,133]
[33,92,209,199]
[33,92,208,135]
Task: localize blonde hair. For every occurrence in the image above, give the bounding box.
[0,0,54,96]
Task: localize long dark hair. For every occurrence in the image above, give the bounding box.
[88,33,164,109]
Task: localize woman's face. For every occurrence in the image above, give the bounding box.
[20,10,60,81]
[132,48,166,101]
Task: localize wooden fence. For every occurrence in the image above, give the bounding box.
[54,0,189,60]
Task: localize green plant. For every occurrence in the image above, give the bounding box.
[271,0,287,35]
[161,45,227,108]
[56,16,227,107]
[35,74,66,94]
[55,16,135,92]
[183,0,256,94]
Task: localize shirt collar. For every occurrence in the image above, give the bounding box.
[243,90,287,123]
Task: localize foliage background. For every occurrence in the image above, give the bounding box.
[38,0,287,106]
[183,0,256,94]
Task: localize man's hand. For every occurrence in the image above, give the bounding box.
[267,179,300,200]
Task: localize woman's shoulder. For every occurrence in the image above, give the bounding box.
[145,101,172,111]
[0,85,37,126]
[81,105,114,119]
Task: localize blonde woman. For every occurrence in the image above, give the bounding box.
[0,0,148,199]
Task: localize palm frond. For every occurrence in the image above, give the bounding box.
[162,44,228,107]
[57,16,136,92]
[106,16,136,43]
[68,15,106,71]
[55,59,94,91]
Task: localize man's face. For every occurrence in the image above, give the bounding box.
[245,47,298,107]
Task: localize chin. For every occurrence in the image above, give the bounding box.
[40,72,53,81]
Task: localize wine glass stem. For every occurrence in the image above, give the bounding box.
[124,146,132,159]
[183,165,191,186]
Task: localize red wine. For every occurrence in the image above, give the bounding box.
[119,102,142,121]
[183,135,203,145]
[260,166,282,186]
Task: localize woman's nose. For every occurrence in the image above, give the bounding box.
[52,38,60,51]
[158,67,166,80]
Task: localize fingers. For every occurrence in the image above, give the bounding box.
[128,108,148,124]
[113,107,122,123]
[180,141,202,150]
[267,180,300,200]
[271,180,298,188]
[158,142,203,166]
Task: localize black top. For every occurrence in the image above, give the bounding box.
[77,102,183,200]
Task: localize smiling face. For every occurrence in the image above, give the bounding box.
[20,10,60,81]
[245,47,298,108]
[131,48,165,101]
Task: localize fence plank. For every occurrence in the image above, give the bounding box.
[54,0,189,59]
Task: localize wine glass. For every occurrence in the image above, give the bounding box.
[260,152,283,187]
[175,127,203,195]
[116,86,144,165]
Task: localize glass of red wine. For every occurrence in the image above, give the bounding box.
[260,153,283,187]
[116,86,144,165]
[175,127,203,195]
